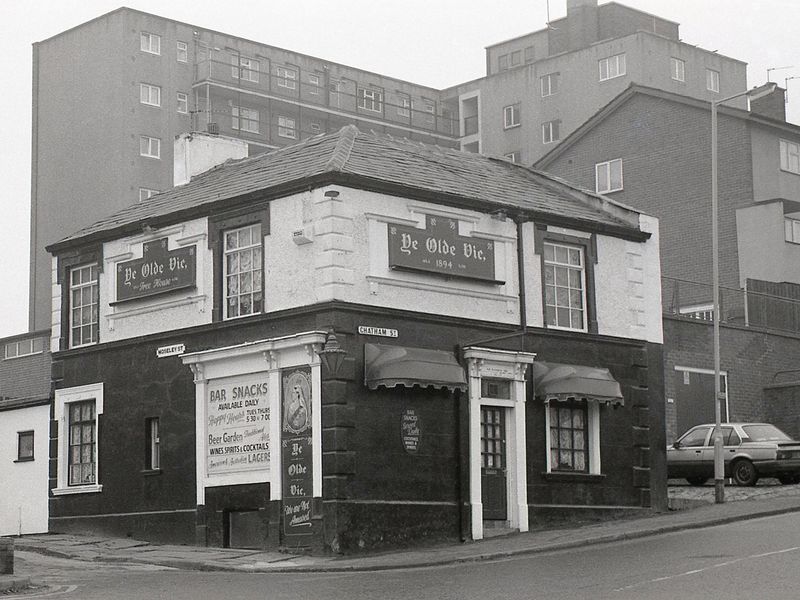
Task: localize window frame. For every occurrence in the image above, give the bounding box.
[542,241,588,332]
[504,151,520,163]
[780,139,800,175]
[16,430,34,462]
[308,73,320,95]
[498,54,509,71]
[232,105,260,134]
[176,40,188,63]
[542,120,560,144]
[140,32,161,55]
[208,204,270,323]
[139,83,161,107]
[176,92,189,114]
[139,135,161,159]
[544,399,601,475]
[68,263,100,348]
[358,87,384,113]
[706,68,720,93]
[671,57,685,82]
[397,95,411,118]
[595,158,623,193]
[503,103,520,129]
[277,115,296,139]
[599,53,626,81]
[231,56,260,83]
[4,337,44,360]
[510,50,521,67]
[548,401,589,473]
[276,65,296,89]
[540,72,559,97]
[53,383,104,496]
[145,417,161,471]
[536,228,598,334]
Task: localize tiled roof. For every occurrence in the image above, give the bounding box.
[49,126,644,251]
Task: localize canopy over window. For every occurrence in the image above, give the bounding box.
[364,343,467,392]
[532,361,624,405]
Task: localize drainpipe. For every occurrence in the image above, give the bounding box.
[516,216,527,333]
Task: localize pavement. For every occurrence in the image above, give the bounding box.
[2,481,800,592]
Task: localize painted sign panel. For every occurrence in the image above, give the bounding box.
[116,238,196,302]
[206,373,270,477]
[401,408,421,454]
[281,367,314,543]
[388,216,498,282]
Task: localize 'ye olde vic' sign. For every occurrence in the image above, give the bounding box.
[116,238,196,302]
[388,216,499,283]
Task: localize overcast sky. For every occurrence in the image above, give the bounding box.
[0,0,798,338]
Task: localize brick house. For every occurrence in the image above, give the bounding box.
[536,84,800,441]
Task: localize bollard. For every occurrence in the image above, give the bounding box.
[0,537,13,574]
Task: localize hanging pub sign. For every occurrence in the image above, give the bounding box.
[116,238,196,302]
[388,215,500,283]
[281,367,314,544]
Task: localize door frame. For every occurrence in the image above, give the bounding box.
[464,347,536,541]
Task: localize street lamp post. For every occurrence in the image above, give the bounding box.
[711,82,777,504]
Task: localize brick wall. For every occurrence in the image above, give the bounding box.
[663,316,800,441]
[0,340,51,400]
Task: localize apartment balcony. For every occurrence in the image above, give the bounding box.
[193,58,458,145]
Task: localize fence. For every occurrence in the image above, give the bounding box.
[661,276,800,334]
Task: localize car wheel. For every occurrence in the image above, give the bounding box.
[777,473,800,485]
[686,477,708,486]
[732,459,758,486]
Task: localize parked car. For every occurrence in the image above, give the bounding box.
[667,423,800,486]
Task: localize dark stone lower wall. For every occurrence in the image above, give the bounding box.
[201,483,280,550]
[49,509,195,544]
[323,500,460,554]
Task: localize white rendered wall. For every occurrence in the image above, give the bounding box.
[524,217,662,344]
[0,404,50,535]
[100,218,212,343]
[55,185,659,344]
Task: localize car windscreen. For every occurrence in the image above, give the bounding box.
[741,424,792,442]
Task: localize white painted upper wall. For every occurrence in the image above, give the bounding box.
[51,185,662,347]
[0,404,50,535]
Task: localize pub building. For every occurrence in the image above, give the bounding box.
[46,126,665,553]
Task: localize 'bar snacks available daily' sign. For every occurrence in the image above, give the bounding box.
[388,216,499,283]
[116,238,196,302]
[206,373,270,476]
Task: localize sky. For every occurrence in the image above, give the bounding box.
[0,0,798,338]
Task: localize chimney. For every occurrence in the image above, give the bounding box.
[173,132,248,186]
[749,85,787,122]
[566,0,599,51]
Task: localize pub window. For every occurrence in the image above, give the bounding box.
[53,382,104,495]
[17,431,34,461]
[145,417,161,470]
[543,242,587,332]
[548,401,588,472]
[69,263,99,347]
[223,223,263,319]
[68,400,97,486]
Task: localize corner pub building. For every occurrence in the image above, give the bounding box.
[46,126,665,553]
